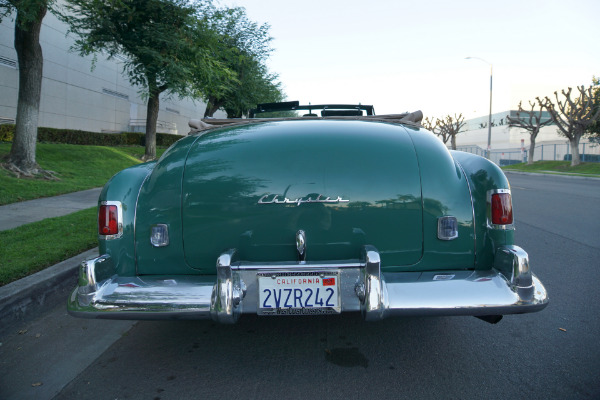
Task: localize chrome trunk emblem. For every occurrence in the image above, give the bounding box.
[296,230,306,262]
[258,194,349,206]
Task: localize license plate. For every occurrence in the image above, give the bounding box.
[258,271,341,315]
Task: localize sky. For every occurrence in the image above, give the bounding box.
[222,0,599,119]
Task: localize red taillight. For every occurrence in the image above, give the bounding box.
[491,193,513,225]
[99,205,119,235]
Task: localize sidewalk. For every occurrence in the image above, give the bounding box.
[503,170,600,180]
[0,188,102,326]
[0,187,102,231]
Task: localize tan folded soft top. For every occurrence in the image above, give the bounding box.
[189,110,423,134]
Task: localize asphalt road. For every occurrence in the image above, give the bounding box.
[1,173,599,400]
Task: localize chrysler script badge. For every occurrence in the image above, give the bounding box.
[258,194,349,206]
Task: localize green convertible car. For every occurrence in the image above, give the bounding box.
[68,102,548,324]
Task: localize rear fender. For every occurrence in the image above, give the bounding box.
[98,162,156,277]
[450,151,513,269]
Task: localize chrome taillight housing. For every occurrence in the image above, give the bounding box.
[487,189,513,228]
[98,201,123,239]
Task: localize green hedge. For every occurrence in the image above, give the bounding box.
[0,124,182,147]
[0,124,13,141]
[564,153,600,162]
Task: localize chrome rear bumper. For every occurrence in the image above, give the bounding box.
[68,245,548,323]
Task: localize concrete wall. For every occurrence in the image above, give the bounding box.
[0,4,222,135]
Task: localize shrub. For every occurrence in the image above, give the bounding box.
[0,125,182,147]
[563,154,600,163]
[0,124,14,142]
[38,127,127,146]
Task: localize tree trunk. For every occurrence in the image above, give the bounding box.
[143,90,160,161]
[528,137,536,165]
[569,135,581,166]
[6,4,47,177]
[450,134,457,150]
[226,109,242,118]
[527,129,539,165]
[203,97,223,118]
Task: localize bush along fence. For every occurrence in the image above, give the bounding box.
[455,141,600,165]
[0,124,183,147]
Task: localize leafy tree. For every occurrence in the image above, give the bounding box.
[507,101,553,164]
[201,6,282,118]
[538,86,600,166]
[1,0,56,177]
[63,0,228,160]
[222,61,285,118]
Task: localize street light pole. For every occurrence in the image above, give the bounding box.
[465,57,493,159]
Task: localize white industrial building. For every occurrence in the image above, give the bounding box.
[459,111,560,149]
[456,111,599,164]
[0,4,220,136]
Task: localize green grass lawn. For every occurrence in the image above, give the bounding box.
[0,142,170,284]
[0,207,97,286]
[502,161,600,176]
[0,143,166,205]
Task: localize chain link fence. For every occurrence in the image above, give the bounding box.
[455,141,600,165]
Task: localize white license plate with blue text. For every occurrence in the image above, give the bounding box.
[258,271,341,315]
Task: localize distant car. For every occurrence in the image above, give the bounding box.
[68,102,548,324]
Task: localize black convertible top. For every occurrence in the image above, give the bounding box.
[249,101,375,117]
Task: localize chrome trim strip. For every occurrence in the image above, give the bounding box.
[98,201,123,240]
[455,160,477,265]
[232,262,364,270]
[486,188,514,230]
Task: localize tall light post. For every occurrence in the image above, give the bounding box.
[465,57,493,159]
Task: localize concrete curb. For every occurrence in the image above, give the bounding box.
[504,170,600,180]
[0,247,99,327]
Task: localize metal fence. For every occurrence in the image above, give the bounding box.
[455,141,600,165]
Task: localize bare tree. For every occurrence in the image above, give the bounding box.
[422,116,451,145]
[421,116,435,132]
[538,86,600,166]
[422,116,441,138]
[586,76,600,138]
[507,101,553,165]
[437,114,466,150]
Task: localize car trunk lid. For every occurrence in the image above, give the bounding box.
[181,120,423,273]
